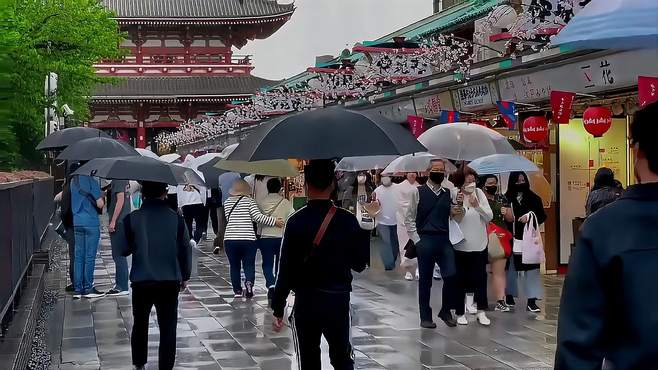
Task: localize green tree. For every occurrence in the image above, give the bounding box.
[0,0,124,170]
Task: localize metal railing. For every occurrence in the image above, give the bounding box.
[0,178,54,328]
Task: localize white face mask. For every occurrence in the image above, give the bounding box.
[381,177,392,187]
[357,175,367,184]
[463,182,476,194]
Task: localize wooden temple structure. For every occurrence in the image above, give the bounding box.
[90,0,294,148]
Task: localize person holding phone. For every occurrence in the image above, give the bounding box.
[451,167,493,326]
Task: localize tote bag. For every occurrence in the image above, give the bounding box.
[487,223,513,259]
[521,211,545,264]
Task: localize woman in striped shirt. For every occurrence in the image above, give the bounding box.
[224,179,284,298]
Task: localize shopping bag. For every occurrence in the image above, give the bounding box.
[487,223,513,258]
[487,224,505,260]
[449,219,465,245]
[521,212,545,264]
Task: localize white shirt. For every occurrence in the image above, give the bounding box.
[395,180,420,224]
[244,175,272,204]
[177,171,206,208]
[374,184,398,226]
[453,188,493,252]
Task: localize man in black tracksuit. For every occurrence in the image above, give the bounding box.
[271,160,369,370]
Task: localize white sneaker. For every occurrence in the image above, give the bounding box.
[457,315,468,325]
[477,311,491,326]
[466,304,478,315]
[433,266,442,280]
[414,268,420,280]
[404,272,414,281]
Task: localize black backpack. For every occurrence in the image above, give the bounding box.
[60,180,73,228]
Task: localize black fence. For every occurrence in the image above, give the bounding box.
[0,178,54,325]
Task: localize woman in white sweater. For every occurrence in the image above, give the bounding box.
[224,179,283,299]
[451,167,493,326]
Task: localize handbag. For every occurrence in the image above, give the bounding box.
[487,223,513,259]
[521,211,545,264]
[449,219,464,245]
[403,239,417,259]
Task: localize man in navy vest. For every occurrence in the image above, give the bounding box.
[405,159,462,328]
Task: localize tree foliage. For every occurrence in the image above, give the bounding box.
[0,0,124,170]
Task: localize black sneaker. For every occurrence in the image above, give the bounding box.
[83,288,106,299]
[244,282,254,299]
[106,288,129,296]
[267,287,275,300]
[420,320,437,329]
[65,284,75,292]
[505,295,516,307]
[495,300,511,312]
[527,299,541,313]
[213,247,220,255]
[438,312,457,327]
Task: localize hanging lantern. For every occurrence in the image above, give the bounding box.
[583,106,612,137]
[522,116,549,143]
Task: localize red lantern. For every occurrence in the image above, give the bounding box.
[583,106,612,137]
[522,116,549,143]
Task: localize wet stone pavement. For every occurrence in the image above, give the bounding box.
[54,229,563,370]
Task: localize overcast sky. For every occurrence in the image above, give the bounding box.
[236,0,433,81]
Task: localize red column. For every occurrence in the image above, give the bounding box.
[137,124,146,148]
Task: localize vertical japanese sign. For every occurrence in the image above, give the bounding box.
[638,76,658,108]
[550,90,576,124]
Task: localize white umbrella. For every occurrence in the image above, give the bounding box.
[159,153,181,163]
[191,153,222,169]
[382,152,457,175]
[135,148,159,159]
[336,155,397,172]
[418,123,516,161]
[467,154,539,175]
[220,143,239,158]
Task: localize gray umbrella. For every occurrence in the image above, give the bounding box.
[36,127,111,150]
[56,137,139,161]
[73,156,206,187]
[227,106,427,161]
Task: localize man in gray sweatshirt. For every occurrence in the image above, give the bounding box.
[118,181,192,370]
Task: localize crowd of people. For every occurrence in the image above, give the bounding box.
[52,101,658,370]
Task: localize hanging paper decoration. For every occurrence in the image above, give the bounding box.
[550,90,576,124]
[638,76,658,108]
[496,101,518,129]
[583,106,612,137]
[522,116,549,143]
[438,110,460,124]
[407,115,425,138]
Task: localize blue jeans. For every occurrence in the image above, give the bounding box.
[224,240,257,293]
[110,226,129,291]
[74,226,101,294]
[506,254,543,300]
[258,237,282,288]
[376,224,399,270]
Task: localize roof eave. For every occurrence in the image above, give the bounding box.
[112,10,295,24]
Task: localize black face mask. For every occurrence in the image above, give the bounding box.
[485,186,498,195]
[429,172,445,184]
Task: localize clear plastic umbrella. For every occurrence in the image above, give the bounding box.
[336,155,397,172]
[382,152,457,175]
[135,148,159,159]
[418,123,516,161]
[467,154,539,175]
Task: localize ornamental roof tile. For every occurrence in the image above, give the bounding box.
[102,0,294,19]
[93,76,280,99]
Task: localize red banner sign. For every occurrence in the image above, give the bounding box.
[638,76,658,108]
[550,90,575,124]
[407,115,425,138]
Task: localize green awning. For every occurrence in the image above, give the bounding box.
[377,0,506,42]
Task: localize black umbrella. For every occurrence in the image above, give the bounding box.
[73,156,206,187]
[37,127,111,150]
[508,138,527,151]
[56,137,139,161]
[197,157,227,188]
[227,106,427,161]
